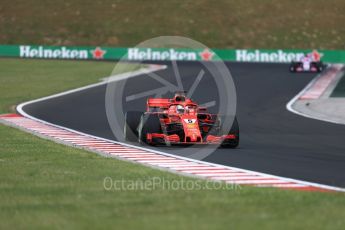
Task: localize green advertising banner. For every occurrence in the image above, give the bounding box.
[0,44,345,63]
[231,49,345,63]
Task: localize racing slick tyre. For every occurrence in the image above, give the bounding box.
[138,113,162,145]
[124,111,143,142]
[316,62,324,72]
[289,62,296,72]
[220,116,240,148]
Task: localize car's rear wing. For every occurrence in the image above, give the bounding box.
[198,107,207,112]
[147,98,170,111]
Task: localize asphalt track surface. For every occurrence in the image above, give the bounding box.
[22,62,345,187]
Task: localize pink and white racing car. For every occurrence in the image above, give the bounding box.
[290,52,325,73]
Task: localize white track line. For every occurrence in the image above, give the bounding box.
[286,64,345,125]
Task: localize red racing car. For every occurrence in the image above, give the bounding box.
[124,92,239,148]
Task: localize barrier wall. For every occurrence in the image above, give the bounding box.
[1,45,345,63]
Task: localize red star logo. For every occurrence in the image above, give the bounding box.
[311,49,323,62]
[91,47,106,59]
[199,48,214,61]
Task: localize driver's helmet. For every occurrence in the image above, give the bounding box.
[176,105,185,114]
[301,54,309,61]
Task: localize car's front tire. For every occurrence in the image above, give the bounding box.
[289,63,296,72]
[220,116,240,148]
[124,111,143,142]
[138,113,162,145]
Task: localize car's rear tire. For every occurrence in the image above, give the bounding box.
[138,113,162,145]
[124,111,143,142]
[220,116,240,148]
